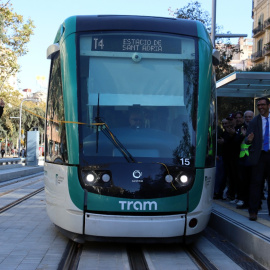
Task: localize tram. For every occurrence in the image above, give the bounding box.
[44,15,219,243]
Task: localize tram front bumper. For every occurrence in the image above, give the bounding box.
[84,213,186,238]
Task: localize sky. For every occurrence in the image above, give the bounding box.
[10,0,254,92]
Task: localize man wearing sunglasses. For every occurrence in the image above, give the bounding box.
[245,97,270,221]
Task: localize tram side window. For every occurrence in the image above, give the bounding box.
[45,52,68,164]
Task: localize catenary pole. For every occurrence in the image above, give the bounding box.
[211,0,247,47]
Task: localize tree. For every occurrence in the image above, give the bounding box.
[170,1,251,123]
[0,1,37,147]
[247,63,270,72]
[0,0,35,88]
[170,1,212,33]
[170,1,240,80]
[2,101,45,148]
[215,42,242,81]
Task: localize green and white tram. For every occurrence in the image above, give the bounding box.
[45,15,218,243]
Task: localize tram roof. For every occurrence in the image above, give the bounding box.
[216,72,270,98]
[57,15,211,45]
[75,15,198,37]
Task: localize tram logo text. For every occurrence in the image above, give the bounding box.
[119,201,157,211]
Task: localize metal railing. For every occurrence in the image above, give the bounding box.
[251,50,263,62]
[252,24,265,37]
[264,17,270,29]
[263,45,270,56]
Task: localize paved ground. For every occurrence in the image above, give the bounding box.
[0,164,270,269]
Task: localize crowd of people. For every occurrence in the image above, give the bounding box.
[0,148,26,158]
[214,97,270,221]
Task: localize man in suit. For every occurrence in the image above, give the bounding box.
[245,97,270,221]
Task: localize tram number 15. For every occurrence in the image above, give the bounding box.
[93,38,104,50]
[179,158,190,166]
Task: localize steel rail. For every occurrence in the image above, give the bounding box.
[127,245,149,270]
[0,172,44,188]
[57,241,82,270]
[0,178,43,197]
[0,187,44,213]
[186,244,219,270]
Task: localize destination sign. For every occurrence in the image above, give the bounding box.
[91,35,182,54]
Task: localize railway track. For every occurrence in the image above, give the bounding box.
[0,187,44,213]
[57,231,266,270]
[0,172,44,189]
[56,242,222,270]
[0,173,44,213]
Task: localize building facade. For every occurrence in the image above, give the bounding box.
[230,38,254,70]
[251,0,270,66]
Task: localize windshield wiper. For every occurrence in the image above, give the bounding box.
[93,93,136,163]
[103,123,136,163]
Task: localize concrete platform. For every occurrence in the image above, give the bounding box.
[0,165,44,182]
[210,199,270,269]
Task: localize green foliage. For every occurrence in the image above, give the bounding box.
[217,97,254,123]
[247,63,270,72]
[0,88,22,107]
[171,1,253,122]
[24,106,45,133]
[1,102,45,146]
[174,1,212,32]
[0,119,7,137]
[215,43,242,81]
[0,1,40,147]
[173,1,240,80]
[0,0,35,86]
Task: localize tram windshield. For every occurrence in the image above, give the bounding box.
[78,32,198,166]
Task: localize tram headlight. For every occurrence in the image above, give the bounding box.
[81,169,112,187]
[85,172,97,183]
[180,175,188,184]
[175,173,192,186]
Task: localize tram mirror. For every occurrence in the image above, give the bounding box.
[212,49,220,66]
[47,43,60,59]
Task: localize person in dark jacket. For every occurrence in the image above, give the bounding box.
[214,119,228,199]
[0,99,4,118]
[223,113,241,202]
[236,110,254,209]
[1,148,5,158]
